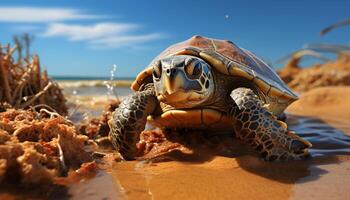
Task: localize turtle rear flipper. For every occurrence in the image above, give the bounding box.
[230,87,311,161]
[108,86,158,160]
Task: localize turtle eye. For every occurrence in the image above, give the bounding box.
[185,62,202,79]
[153,61,162,79]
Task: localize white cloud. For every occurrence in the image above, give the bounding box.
[90,33,164,48]
[0,7,100,22]
[0,6,165,49]
[41,22,164,49]
[42,23,138,41]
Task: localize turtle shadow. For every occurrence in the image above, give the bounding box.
[144,114,350,184]
[235,155,337,184]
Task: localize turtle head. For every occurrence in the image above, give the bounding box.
[152,55,214,108]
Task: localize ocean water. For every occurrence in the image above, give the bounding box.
[54,76,133,119]
[54,76,133,98]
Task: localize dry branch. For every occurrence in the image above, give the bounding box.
[0,43,67,115]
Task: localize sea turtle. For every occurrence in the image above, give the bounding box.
[108,35,312,161]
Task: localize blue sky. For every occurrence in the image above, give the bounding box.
[0,0,349,77]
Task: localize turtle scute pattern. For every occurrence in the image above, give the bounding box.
[108,86,157,160]
[230,88,311,161]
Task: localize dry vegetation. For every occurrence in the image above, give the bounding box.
[0,43,67,115]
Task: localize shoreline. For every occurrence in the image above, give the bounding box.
[56,79,133,88]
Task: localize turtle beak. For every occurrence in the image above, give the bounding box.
[163,68,185,94]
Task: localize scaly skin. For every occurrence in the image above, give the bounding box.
[229,87,311,161]
[108,85,158,160]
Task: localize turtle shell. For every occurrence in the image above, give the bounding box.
[132,35,298,115]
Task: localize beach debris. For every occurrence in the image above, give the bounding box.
[0,43,67,115]
[133,129,246,161]
[278,49,350,92]
[277,49,329,83]
[78,99,120,143]
[135,129,184,160]
[0,108,96,185]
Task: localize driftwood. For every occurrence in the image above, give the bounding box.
[0,43,67,115]
[278,50,350,92]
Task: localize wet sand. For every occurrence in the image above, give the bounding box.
[97,86,350,200]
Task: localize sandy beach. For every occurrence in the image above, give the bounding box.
[74,86,350,200]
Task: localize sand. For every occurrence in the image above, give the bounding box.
[287,86,350,133]
[99,86,350,200]
[2,86,349,199]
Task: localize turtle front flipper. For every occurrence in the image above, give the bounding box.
[229,87,312,161]
[108,85,158,160]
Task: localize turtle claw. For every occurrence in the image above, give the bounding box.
[291,140,311,153]
[262,143,311,161]
[269,134,312,161]
[269,137,311,161]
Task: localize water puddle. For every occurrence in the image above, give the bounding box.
[288,115,350,157]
